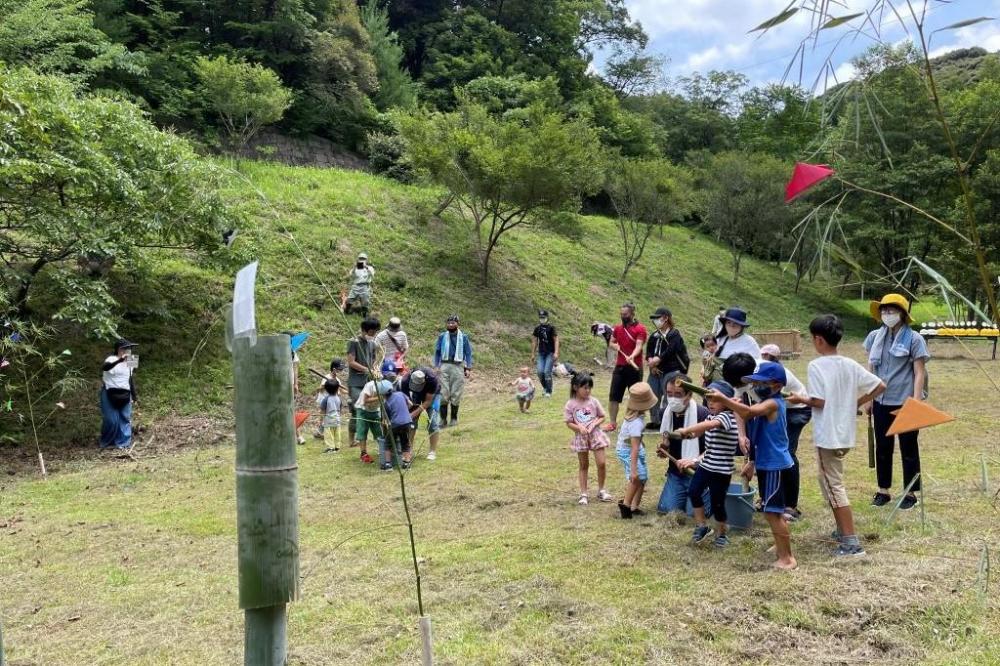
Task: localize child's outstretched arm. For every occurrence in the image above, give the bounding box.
[706,390,776,420]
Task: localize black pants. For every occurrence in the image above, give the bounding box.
[872,401,921,492]
[781,407,812,509]
[688,467,731,523]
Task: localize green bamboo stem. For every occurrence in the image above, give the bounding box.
[884,473,921,526]
[867,414,876,469]
[233,335,300,666]
[981,453,990,494]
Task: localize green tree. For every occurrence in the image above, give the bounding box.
[0,0,144,83]
[737,84,821,159]
[360,0,418,110]
[606,157,695,278]
[196,55,293,148]
[398,102,605,284]
[699,151,794,284]
[0,66,236,337]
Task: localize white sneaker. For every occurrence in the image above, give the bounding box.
[426,451,437,461]
[597,489,613,502]
[544,393,552,398]
[578,494,589,505]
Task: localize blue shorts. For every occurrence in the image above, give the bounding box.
[616,445,648,483]
[757,469,787,514]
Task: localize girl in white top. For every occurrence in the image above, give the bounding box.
[100,339,137,449]
[714,307,761,360]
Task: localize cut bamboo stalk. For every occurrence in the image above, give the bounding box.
[885,473,921,526]
[674,378,707,396]
[1,612,5,666]
[233,335,300,666]
[419,616,433,666]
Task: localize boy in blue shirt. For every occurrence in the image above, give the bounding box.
[707,361,797,570]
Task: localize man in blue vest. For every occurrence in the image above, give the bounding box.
[434,314,473,427]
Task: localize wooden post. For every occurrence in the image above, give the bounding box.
[419,616,433,666]
[233,335,300,666]
[1,612,6,666]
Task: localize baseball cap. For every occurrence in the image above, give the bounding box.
[447,314,460,323]
[760,344,781,358]
[389,316,401,326]
[744,361,787,386]
[650,307,672,319]
[380,359,398,376]
[538,309,549,318]
[376,379,393,395]
[114,339,137,352]
[409,370,426,391]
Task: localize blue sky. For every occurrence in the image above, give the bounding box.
[618,0,1000,90]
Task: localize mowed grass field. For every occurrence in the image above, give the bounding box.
[2,346,999,665]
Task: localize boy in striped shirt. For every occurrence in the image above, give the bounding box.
[671,381,740,548]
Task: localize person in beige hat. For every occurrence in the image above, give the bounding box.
[614,381,658,518]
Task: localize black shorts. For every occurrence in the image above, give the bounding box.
[757,469,786,514]
[389,425,412,453]
[609,364,643,403]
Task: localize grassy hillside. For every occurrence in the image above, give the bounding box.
[15,160,860,447]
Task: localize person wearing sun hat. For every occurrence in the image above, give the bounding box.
[343,251,375,317]
[863,293,930,510]
[714,307,761,360]
[614,382,658,519]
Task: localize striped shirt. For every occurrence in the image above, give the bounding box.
[700,411,739,474]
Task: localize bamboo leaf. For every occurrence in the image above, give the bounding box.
[749,6,799,33]
[821,12,864,29]
[827,242,862,274]
[932,17,995,34]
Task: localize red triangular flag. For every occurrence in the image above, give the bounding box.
[294,411,310,430]
[785,162,835,203]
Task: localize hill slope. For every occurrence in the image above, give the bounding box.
[20,160,859,445]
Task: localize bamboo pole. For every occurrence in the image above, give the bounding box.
[981,453,990,494]
[1,613,6,666]
[884,473,921,526]
[233,335,300,666]
[867,414,876,469]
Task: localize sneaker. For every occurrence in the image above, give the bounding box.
[543,392,552,398]
[297,436,306,446]
[691,525,714,545]
[360,452,374,464]
[322,447,339,454]
[426,451,437,461]
[313,430,324,439]
[578,494,589,505]
[713,534,730,549]
[899,494,919,510]
[618,501,633,519]
[380,462,393,471]
[834,543,867,558]
[401,460,412,470]
[597,489,614,503]
[871,492,891,507]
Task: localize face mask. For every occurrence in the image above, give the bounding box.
[357,262,365,269]
[539,318,548,324]
[389,324,400,331]
[621,316,632,325]
[365,334,375,342]
[653,318,664,328]
[881,313,901,328]
[667,397,687,414]
[753,385,774,400]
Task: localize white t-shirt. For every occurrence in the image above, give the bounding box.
[616,415,645,449]
[716,333,761,360]
[354,380,380,410]
[807,355,882,449]
[103,356,132,390]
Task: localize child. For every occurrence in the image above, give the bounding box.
[788,315,885,557]
[563,372,613,505]
[381,384,414,471]
[707,362,797,570]
[314,358,345,439]
[615,382,658,519]
[511,366,536,413]
[699,334,723,386]
[670,381,740,548]
[353,378,392,464]
[317,379,343,453]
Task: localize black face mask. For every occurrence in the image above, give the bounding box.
[356,262,364,269]
[621,316,632,325]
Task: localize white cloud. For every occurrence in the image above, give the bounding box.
[928,20,1000,59]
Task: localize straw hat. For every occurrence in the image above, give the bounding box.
[870,293,910,322]
[626,382,658,412]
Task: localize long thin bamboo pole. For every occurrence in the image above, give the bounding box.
[1,613,6,666]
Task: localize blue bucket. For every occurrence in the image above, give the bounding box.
[726,483,756,530]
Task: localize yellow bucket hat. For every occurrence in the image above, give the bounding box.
[869,293,911,322]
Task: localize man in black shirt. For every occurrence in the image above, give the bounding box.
[531,309,560,398]
[346,317,382,463]
[400,367,443,460]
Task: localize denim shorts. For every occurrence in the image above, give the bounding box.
[616,445,648,482]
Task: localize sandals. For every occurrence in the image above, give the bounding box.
[578,494,589,506]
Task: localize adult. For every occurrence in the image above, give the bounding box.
[645,307,690,429]
[400,367,443,461]
[863,293,930,510]
[100,339,138,450]
[347,317,382,463]
[532,309,560,398]
[715,307,761,360]
[343,252,375,317]
[655,372,711,519]
[375,316,410,373]
[433,314,473,427]
[604,303,648,431]
[761,344,811,520]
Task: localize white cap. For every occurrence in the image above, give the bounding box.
[389,317,401,326]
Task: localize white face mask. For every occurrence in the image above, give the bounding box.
[881,313,902,328]
[667,397,687,414]
[653,318,665,328]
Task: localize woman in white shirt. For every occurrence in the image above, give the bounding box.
[714,307,761,360]
[100,339,137,450]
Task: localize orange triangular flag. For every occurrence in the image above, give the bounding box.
[294,410,310,430]
[886,398,954,435]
